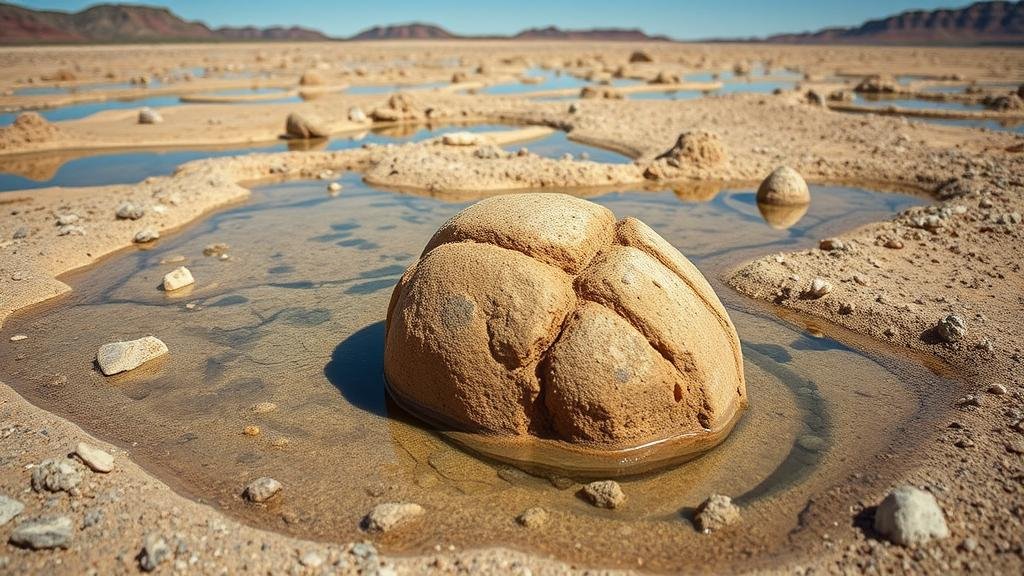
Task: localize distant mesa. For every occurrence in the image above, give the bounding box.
[758,1,1024,45]
[512,26,669,41]
[350,23,457,40]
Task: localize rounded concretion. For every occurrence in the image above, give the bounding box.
[756,166,810,206]
[384,193,747,463]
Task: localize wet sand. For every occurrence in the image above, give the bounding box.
[0,41,1023,574]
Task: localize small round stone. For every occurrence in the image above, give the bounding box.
[757,166,810,206]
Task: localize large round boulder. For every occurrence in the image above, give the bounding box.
[384,194,747,459]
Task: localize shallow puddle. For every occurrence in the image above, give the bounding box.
[0,95,183,126]
[0,123,629,191]
[0,176,957,570]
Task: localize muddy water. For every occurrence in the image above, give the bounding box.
[0,178,956,570]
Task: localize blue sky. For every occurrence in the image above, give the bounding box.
[16,1,969,39]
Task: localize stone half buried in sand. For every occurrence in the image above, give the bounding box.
[383,193,747,477]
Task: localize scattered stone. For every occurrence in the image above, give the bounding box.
[757,166,810,205]
[516,507,548,528]
[74,442,114,473]
[243,425,261,436]
[10,334,27,341]
[873,486,949,546]
[362,502,424,532]
[137,107,163,124]
[139,533,171,571]
[285,112,329,139]
[348,106,367,122]
[855,76,898,94]
[806,278,832,299]
[299,70,324,86]
[629,50,653,63]
[0,495,24,527]
[695,494,741,532]
[935,314,967,343]
[582,480,625,509]
[441,131,482,146]
[115,202,145,220]
[988,383,1007,395]
[299,551,324,568]
[162,266,194,291]
[12,226,28,239]
[134,227,160,243]
[327,182,342,193]
[56,213,79,226]
[8,516,73,549]
[203,243,229,257]
[57,224,86,236]
[243,477,282,503]
[819,238,844,251]
[96,336,168,376]
[839,302,855,315]
[884,238,904,249]
[31,458,82,494]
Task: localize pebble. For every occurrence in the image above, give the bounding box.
[243,425,261,436]
[694,494,741,532]
[74,442,114,473]
[162,266,194,291]
[807,278,832,299]
[362,502,424,532]
[138,107,163,124]
[884,238,904,249]
[348,107,367,122]
[328,182,342,193]
[299,551,324,568]
[243,477,282,503]
[582,480,625,509]
[873,486,949,546]
[0,495,25,526]
[9,334,27,341]
[56,213,79,226]
[8,516,73,549]
[441,132,482,146]
[988,383,1008,395]
[203,243,229,257]
[134,227,160,243]
[31,458,82,494]
[935,314,967,343]
[819,238,844,251]
[516,507,548,528]
[115,202,145,220]
[139,533,170,571]
[96,336,168,376]
[12,226,28,239]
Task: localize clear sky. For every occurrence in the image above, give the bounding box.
[14,0,971,39]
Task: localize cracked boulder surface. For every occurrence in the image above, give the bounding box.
[383,193,746,450]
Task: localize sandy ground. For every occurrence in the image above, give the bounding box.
[0,41,1023,574]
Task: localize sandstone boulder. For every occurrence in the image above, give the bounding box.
[384,194,746,454]
[96,336,168,376]
[284,112,329,139]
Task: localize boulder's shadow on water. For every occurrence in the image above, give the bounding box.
[323,320,422,427]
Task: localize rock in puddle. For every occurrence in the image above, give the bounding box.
[31,458,82,494]
[139,533,171,571]
[695,494,741,532]
[0,495,25,526]
[74,442,114,473]
[9,516,73,549]
[96,336,168,376]
[873,486,949,546]
[582,480,625,509]
[362,502,424,532]
[162,266,194,291]
[243,477,282,503]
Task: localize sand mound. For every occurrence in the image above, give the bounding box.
[644,131,727,180]
[0,112,65,151]
[384,193,747,450]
